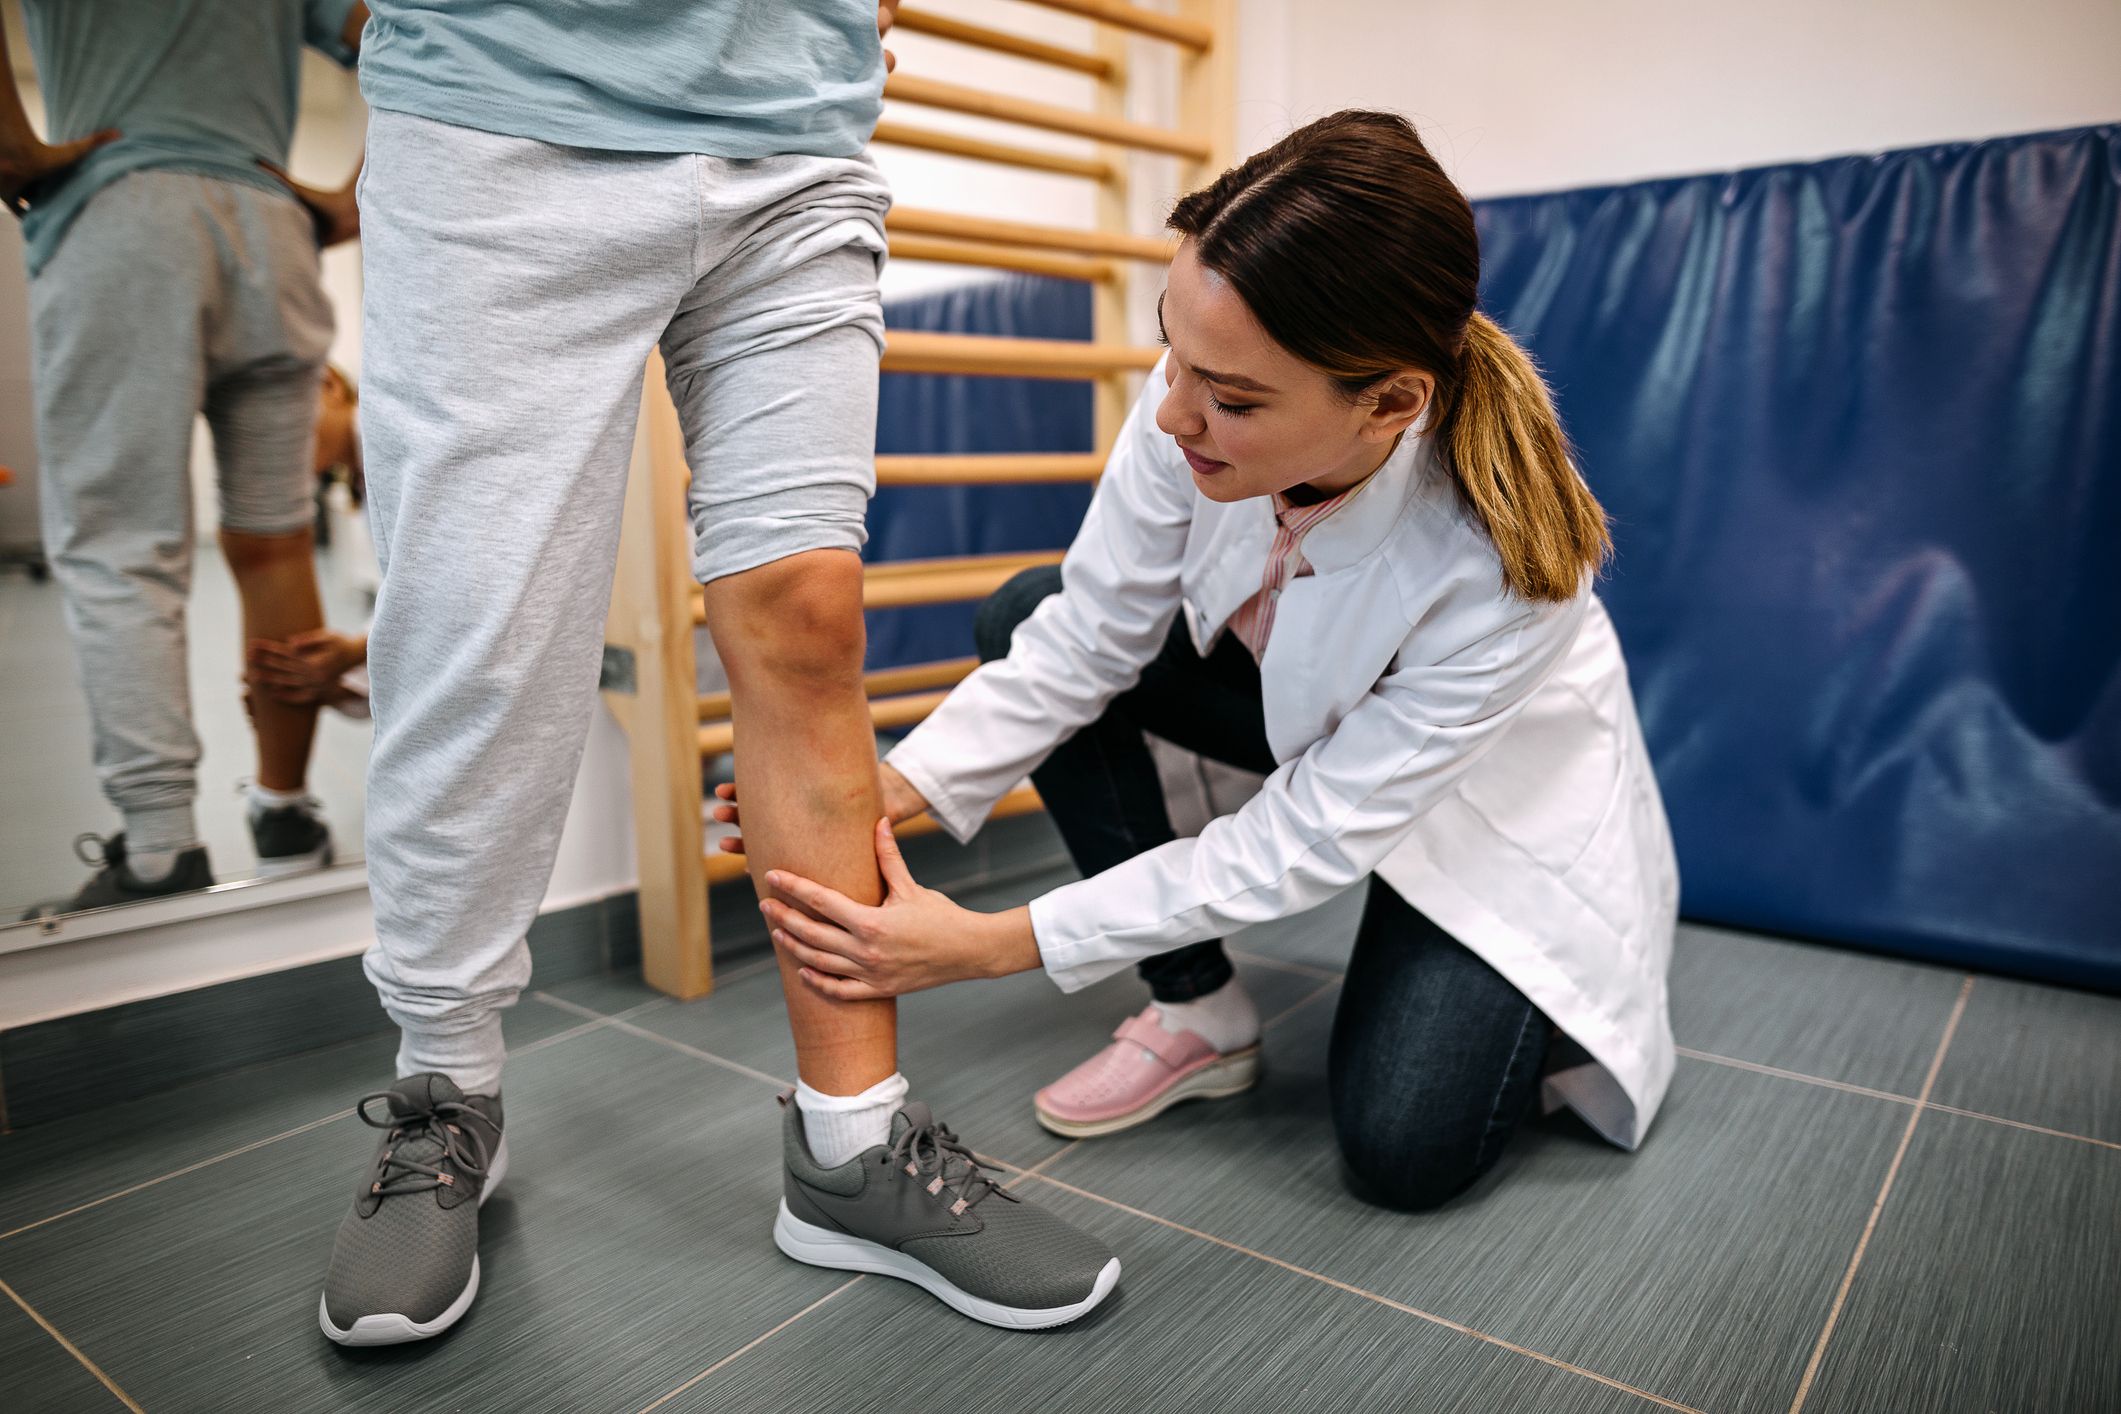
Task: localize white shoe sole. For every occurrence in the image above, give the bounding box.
[255,841,333,878]
[318,1133,509,1347]
[773,1200,1121,1331]
[1034,1046,1261,1139]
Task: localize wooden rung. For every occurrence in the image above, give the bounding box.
[871,121,1114,182]
[699,689,950,757]
[876,452,1104,486]
[885,73,1208,161]
[864,549,1066,609]
[882,330,1161,379]
[701,784,1046,880]
[890,234,1117,284]
[864,549,1059,582]
[1015,0,1213,50]
[687,550,1064,625]
[698,656,978,722]
[887,207,1172,263]
[893,8,1116,78]
[702,849,749,885]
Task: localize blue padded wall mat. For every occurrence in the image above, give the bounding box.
[868,125,2121,989]
[1474,125,2120,990]
[867,275,1095,669]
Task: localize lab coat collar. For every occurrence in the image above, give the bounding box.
[1295,430,1434,575]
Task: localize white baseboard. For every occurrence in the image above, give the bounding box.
[0,864,636,1032]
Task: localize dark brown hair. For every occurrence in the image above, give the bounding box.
[1167,110,1610,601]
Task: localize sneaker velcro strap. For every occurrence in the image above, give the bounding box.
[1113,1013,1205,1069]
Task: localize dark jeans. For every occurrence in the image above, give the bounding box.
[977,567,1552,1209]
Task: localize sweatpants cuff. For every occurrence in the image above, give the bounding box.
[395,1012,507,1097]
[123,803,200,852]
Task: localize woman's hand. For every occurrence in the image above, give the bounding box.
[760,819,1042,1001]
[712,763,927,856]
[1,126,119,218]
[256,159,360,246]
[247,629,366,706]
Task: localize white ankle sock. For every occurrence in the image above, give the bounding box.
[797,1071,909,1168]
[1152,978,1261,1054]
[247,783,309,815]
[125,846,182,883]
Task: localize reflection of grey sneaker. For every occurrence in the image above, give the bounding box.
[249,793,333,877]
[319,1075,507,1346]
[19,833,214,920]
[774,1096,1120,1330]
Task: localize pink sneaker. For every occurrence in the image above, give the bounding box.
[1034,1006,1261,1138]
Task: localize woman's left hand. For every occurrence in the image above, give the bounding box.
[761,819,1042,1002]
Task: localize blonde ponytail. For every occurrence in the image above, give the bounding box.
[1442,313,1611,602]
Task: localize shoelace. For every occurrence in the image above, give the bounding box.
[355,1092,498,1200]
[888,1117,1019,1217]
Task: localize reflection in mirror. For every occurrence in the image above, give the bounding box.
[1,24,372,924]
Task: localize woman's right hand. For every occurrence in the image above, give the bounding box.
[711,763,930,857]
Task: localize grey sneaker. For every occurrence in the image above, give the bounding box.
[774,1096,1121,1330]
[248,792,333,877]
[319,1074,507,1346]
[19,832,213,920]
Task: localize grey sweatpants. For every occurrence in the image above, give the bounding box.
[30,170,331,848]
[356,109,888,1093]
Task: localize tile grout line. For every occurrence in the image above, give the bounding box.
[1001,1139,1081,1190]
[1785,974,1974,1414]
[1677,1045,2121,1152]
[1261,978,1340,1031]
[1921,1101,2121,1153]
[636,1276,865,1413]
[0,1273,145,1413]
[1674,1048,1920,1107]
[1007,1166,1704,1413]
[540,997,790,1090]
[0,998,662,1245]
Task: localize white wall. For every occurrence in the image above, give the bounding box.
[1244,0,2121,197]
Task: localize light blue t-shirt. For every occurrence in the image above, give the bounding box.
[16,0,359,277]
[357,1,886,160]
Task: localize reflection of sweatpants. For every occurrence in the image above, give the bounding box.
[356,109,889,1093]
[29,170,329,848]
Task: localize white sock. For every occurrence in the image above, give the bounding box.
[125,846,182,883]
[1152,978,1261,1054]
[123,803,198,860]
[247,783,310,815]
[797,1071,909,1168]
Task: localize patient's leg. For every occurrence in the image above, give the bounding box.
[703,550,896,1103]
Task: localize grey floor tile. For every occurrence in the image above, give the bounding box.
[1928,976,2121,1144]
[0,1288,132,1414]
[1042,996,1912,1414]
[0,989,596,1237]
[629,933,1326,1177]
[1802,1109,2121,1414]
[530,967,681,1021]
[0,1024,851,1414]
[1668,923,1967,1095]
[655,1183,1661,1414]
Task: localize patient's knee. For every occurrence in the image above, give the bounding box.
[707,552,866,692]
[219,526,312,575]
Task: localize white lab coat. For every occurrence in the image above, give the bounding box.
[887,365,1678,1149]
